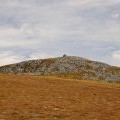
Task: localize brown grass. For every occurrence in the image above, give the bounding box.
[40,59,55,67]
[0,74,120,120]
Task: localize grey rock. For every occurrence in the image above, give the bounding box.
[0,55,120,82]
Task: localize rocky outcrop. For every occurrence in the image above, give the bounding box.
[0,55,120,82]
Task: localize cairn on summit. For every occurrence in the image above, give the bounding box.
[63,54,68,57]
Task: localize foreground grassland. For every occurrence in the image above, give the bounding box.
[0,74,120,120]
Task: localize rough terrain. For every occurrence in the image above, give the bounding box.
[0,74,120,120]
[0,55,120,82]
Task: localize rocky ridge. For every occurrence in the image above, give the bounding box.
[0,55,120,82]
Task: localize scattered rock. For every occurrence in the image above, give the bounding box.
[0,55,120,82]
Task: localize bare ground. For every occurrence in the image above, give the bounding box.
[0,74,120,120]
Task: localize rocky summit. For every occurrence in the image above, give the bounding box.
[0,55,120,82]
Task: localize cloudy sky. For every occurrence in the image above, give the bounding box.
[0,0,120,66]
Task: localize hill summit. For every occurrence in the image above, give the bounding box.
[0,55,120,82]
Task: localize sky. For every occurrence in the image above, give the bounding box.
[0,0,120,66]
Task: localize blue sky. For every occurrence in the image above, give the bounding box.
[0,0,120,66]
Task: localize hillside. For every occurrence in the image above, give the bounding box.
[0,55,120,82]
[0,74,120,120]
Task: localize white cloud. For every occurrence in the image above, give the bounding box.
[29,52,56,60]
[0,51,25,66]
[111,13,120,19]
[112,50,120,59]
[67,0,120,8]
[0,0,120,66]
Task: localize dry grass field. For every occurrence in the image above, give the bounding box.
[0,74,120,120]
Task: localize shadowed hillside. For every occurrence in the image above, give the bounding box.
[0,55,120,82]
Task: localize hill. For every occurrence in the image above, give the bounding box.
[0,74,120,119]
[0,55,120,82]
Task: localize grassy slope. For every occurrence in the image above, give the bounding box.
[0,74,120,120]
